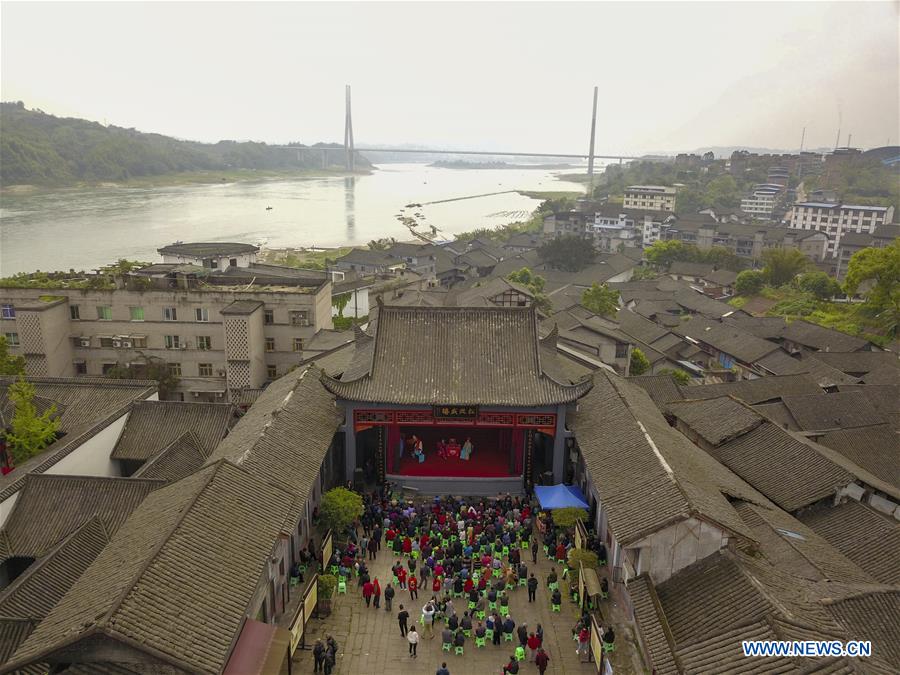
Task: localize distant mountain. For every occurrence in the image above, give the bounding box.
[0,102,370,186]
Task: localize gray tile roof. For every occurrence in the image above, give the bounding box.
[782,320,869,353]
[111,401,233,462]
[826,590,900,668]
[571,371,770,546]
[668,261,715,278]
[814,424,900,493]
[679,373,824,404]
[711,423,855,512]
[0,618,37,670]
[7,461,296,675]
[672,316,780,364]
[1,474,162,560]
[631,375,685,406]
[668,396,763,446]
[756,350,861,387]
[781,391,886,432]
[132,432,209,483]
[627,575,681,674]
[0,518,109,621]
[322,305,592,406]
[798,500,900,586]
[208,367,343,509]
[810,351,900,381]
[157,242,258,257]
[723,315,788,339]
[836,384,900,429]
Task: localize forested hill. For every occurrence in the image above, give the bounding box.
[0,102,370,186]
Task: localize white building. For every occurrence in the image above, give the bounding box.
[740,184,783,221]
[593,208,675,249]
[623,185,677,212]
[787,203,895,257]
[157,242,259,269]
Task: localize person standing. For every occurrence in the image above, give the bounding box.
[527,632,541,661]
[312,639,325,673]
[323,646,336,675]
[362,579,374,607]
[577,626,590,661]
[373,577,382,609]
[398,604,409,637]
[535,647,550,674]
[422,601,436,638]
[385,583,395,612]
[409,574,419,600]
[407,625,419,658]
[436,662,450,675]
[368,536,378,561]
[527,573,538,603]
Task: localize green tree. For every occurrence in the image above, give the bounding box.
[658,368,691,385]
[734,269,766,296]
[106,356,179,399]
[0,335,26,377]
[552,507,588,528]
[367,238,395,251]
[581,283,620,317]
[506,268,551,313]
[320,487,364,535]
[797,271,842,300]
[844,240,900,336]
[762,248,810,287]
[703,175,741,210]
[567,548,600,571]
[644,240,696,269]
[538,235,596,272]
[4,377,60,465]
[629,348,651,376]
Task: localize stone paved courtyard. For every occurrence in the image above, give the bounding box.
[300,536,645,674]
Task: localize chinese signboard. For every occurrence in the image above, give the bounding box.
[433,405,479,419]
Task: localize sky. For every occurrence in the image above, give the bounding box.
[2,1,899,155]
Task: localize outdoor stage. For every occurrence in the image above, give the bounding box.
[393,427,521,478]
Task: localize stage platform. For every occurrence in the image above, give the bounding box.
[387,474,524,497]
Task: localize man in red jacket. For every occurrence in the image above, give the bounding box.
[527,632,542,661]
[535,647,550,674]
[362,580,374,607]
[408,575,419,600]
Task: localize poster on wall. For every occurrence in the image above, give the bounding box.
[591,614,604,672]
[289,606,305,655]
[304,577,318,621]
[321,530,333,569]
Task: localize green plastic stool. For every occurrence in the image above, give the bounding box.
[463,629,471,638]
[488,601,497,612]
[468,601,477,610]
[477,610,486,620]
[485,629,494,641]
[603,641,615,653]
[330,565,339,576]
[337,579,347,594]
[549,582,559,591]
[455,646,464,656]
[552,603,561,612]
[504,632,514,642]
[515,646,525,661]
[475,636,486,648]
[442,642,452,652]
[499,605,509,617]
[518,577,527,587]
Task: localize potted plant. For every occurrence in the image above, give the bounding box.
[317,574,338,617]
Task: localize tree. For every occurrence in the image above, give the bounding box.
[4,377,60,465]
[629,348,650,376]
[320,487,364,535]
[506,268,551,313]
[0,335,26,377]
[367,237,396,251]
[538,235,596,272]
[734,269,766,296]
[644,240,697,269]
[106,355,179,399]
[703,175,741,210]
[567,548,600,571]
[797,271,842,300]
[844,240,900,336]
[658,368,691,385]
[581,283,620,317]
[552,507,588,528]
[762,248,810,287]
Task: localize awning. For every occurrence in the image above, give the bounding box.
[534,484,589,510]
[224,618,291,675]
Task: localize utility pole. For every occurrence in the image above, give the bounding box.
[344,85,355,172]
[587,86,598,198]
[798,126,806,178]
[847,132,852,148]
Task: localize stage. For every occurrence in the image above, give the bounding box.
[391,426,522,478]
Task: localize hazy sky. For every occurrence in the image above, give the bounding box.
[2,1,898,154]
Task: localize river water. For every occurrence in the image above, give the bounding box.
[0,163,588,275]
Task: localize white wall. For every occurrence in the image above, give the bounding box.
[629,517,728,584]
[45,412,130,478]
[0,493,20,528]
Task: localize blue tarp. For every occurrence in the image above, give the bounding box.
[534,484,589,510]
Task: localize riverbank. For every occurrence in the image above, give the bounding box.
[259,246,355,270]
[0,167,373,194]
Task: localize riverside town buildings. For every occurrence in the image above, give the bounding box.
[622,185,677,212]
[787,202,895,257]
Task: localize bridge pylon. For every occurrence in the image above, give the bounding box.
[344,85,355,171]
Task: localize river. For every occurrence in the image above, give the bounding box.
[0,163,589,275]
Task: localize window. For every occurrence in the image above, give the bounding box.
[96,305,113,320]
[131,336,147,349]
[267,365,277,379]
[164,335,181,349]
[4,332,19,347]
[289,310,309,327]
[1,305,14,319]
[195,308,209,322]
[129,306,144,321]
[230,258,238,267]
[101,362,117,375]
[99,336,115,348]
[163,307,177,321]
[70,305,81,320]
[293,337,304,352]
[264,309,274,325]
[74,360,87,375]
[198,363,213,377]
[167,362,182,377]
[197,335,212,350]
[615,343,628,359]
[265,337,275,352]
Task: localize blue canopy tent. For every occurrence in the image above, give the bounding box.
[533,484,589,510]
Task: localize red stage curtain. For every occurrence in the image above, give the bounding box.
[387,425,401,473]
[512,429,524,474]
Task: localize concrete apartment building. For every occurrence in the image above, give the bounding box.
[0,243,333,402]
[787,202,895,257]
[740,183,784,221]
[623,185,677,212]
[592,207,676,250]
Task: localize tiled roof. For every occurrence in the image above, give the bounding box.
[679,373,824,404]
[616,308,670,344]
[668,261,715,278]
[712,422,854,512]
[631,375,685,406]
[670,288,736,319]
[0,618,37,670]
[781,391,886,432]
[672,316,780,364]
[668,396,763,446]
[7,461,296,675]
[723,315,788,339]
[0,518,108,621]
[756,350,861,387]
[826,591,900,668]
[1,474,162,559]
[810,351,900,380]
[675,618,794,674]
[157,242,258,256]
[704,269,738,287]
[782,320,869,352]
[322,305,592,406]
[798,500,900,586]
[220,299,263,315]
[208,367,343,509]
[132,432,209,483]
[836,384,900,429]
[111,400,233,462]
[571,371,769,546]
[627,575,681,674]
[814,425,900,492]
